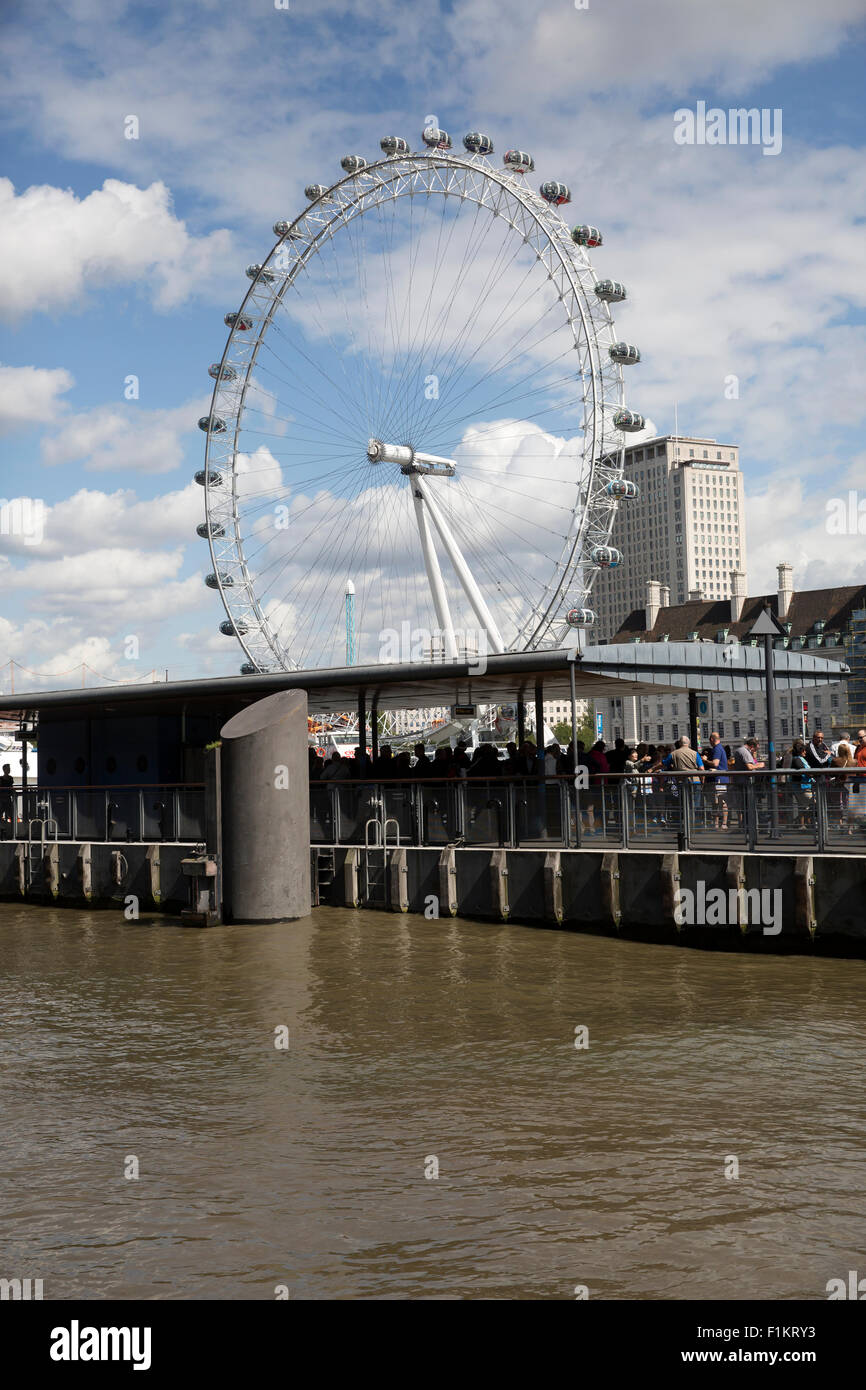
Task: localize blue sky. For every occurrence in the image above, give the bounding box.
[1,0,865,688]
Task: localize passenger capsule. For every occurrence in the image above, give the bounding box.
[591,545,622,569]
[240,662,261,675]
[340,154,368,175]
[463,132,494,155]
[219,619,247,636]
[205,572,234,589]
[305,184,330,200]
[540,181,571,206]
[612,409,645,433]
[566,608,596,628]
[246,263,275,283]
[198,415,226,434]
[195,470,223,487]
[422,127,452,149]
[503,149,534,174]
[196,521,225,538]
[224,311,253,330]
[272,220,303,239]
[572,225,603,248]
[380,136,410,156]
[594,279,626,303]
[208,363,237,382]
[609,342,641,365]
[605,478,639,499]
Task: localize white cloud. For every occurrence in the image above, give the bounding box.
[41,397,208,473]
[0,364,75,434]
[0,178,235,322]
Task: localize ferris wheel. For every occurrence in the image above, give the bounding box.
[197,124,643,674]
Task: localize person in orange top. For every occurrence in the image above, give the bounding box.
[855,729,866,768]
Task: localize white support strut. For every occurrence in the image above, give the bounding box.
[412,489,459,659]
[413,473,506,654]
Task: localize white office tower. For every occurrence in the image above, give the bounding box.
[592,435,747,639]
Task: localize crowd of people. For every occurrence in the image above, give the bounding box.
[309,726,866,836]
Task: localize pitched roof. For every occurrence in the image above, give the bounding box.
[609,585,866,644]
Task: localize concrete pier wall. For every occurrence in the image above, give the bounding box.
[2,840,864,953]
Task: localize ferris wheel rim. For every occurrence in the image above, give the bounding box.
[202,141,635,672]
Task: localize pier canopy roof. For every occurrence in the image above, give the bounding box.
[0,644,848,725]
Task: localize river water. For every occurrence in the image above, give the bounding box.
[1,902,863,1301]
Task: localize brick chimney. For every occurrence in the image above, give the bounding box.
[645,579,662,631]
[730,570,747,622]
[659,584,671,609]
[777,562,793,621]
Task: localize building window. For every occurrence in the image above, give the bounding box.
[657,724,664,741]
[717,722,724,739]
[671,723,679,740]
[748,720,756,737]
[781,718,788,736]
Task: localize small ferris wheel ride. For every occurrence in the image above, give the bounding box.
[197,123,643,674]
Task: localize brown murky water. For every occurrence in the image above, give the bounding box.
[1,902,864,1300]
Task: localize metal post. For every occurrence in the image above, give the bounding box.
[370,702,379,766]
[764,631,779,838]
[358,692,366,773]
[688,691,699,749]
[534,681,545,768]
[517,702,526,748]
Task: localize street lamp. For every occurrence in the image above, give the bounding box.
[749,603,785,836]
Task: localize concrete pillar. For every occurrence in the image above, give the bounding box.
[220,688,311,922]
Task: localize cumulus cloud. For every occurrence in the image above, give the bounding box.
[0,364,74,434]
[0,178,234,322]
[41,397,208,473]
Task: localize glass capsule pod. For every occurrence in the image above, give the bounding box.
[609,342,641,364]
[422,127,452,149]
[208,363,237,382]
[571,225,603,248]
[540,181,571,205]
[224,311,253,330]
[272,219,303,239]
[612,409,645,432]
[305,184,330,200]
[198,415,226,434]
[194,470,223,487]
[246,263,275,283]
[196,521,225,538]
[380,136,410,155]
[605,478,639,499]
[594,279,626,302]
[591,545,623,569]
[503,149,534,173]
[566,608,596,628]
[340,154,368,174]
[463,132,494,155]
[205,572,234,589]
[219,620,247,636]
[240,663,261,675]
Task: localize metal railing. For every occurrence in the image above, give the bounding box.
[309,769,866,854]
[0,784,206,844]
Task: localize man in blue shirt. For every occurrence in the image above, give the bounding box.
[707,730,729,830]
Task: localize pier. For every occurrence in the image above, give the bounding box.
[1,643,863,952]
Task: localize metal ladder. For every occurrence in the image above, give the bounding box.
[362,817,399,906]
[312,848,336,906]
[26,818,58,892]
